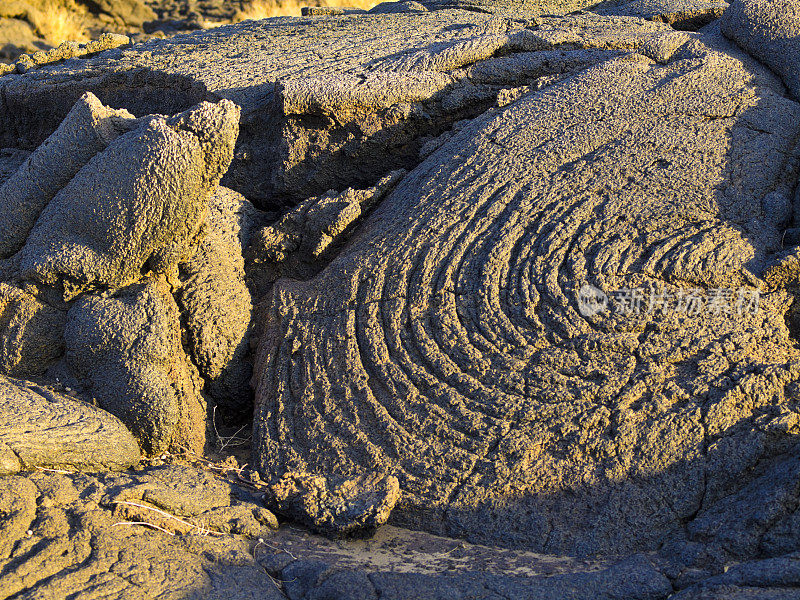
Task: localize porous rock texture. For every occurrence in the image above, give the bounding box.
[18,97,239,298]
[721,0,800,101]
[0,9,688,209]
[0,464,284,600]
[0,375,140,475]
[64,279,208,455]
[251,17,800,558]
[265,471,401,536]
[0,90,136,259]
[592,0,728,29]
[4,1,800,598]
[177,186,266,417]
[0,91,246,455]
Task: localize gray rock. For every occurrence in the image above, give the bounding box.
[369,1,429,13]
[0,375,140,475]
[246,169,406,298]
[64,280,207,455]
[0,12,676,209]
[721,0,800,101]
[592,0,728,30]
[252,30,800,556]
[265,472,401,536]
[18,99,239,300]
[416,0,599,15]
[0,282,65,377]
[81,0,156,27]
[688,447,800,558]
[0,92,135,259]
[672,555,800,599]
[177,186,264,419]
[0,148,29,185]
[261,529,672,600]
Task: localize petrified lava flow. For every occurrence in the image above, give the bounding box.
[254,36,800,555]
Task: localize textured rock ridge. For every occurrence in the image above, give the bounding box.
[0,91,136,259]
[64,279,208,455]
[177,186,265,418]
[252,26,800,556]
[0,11,682,209]
[0,93,244,455]
[0,375,140,475]
[721,0,800,100]
[18,98,239,299]
[5,3,800,598]
[265,472,401,536]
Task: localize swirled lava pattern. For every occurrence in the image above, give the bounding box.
[254,42,800,556]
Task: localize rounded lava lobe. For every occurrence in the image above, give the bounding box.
[254,46,800,556]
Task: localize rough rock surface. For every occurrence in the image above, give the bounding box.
[5,2,800,598]
[246,170,406,297]
[0,375,140,475]
[64,279,208,455]
[0,464,284,600]
[177,186,264,418]
[0,11,681,209]
[721,0,800,101]
[18,97,239,299]
[0,91,136,260]
[592,0,728,29]
[265,472,401,536]
[252,23,800,556]
[10,33,131,75]
[0,148,29,183]
[0,92,246,455]
[0,282,65,377]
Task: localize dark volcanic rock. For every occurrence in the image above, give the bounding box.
[0,92,245,455]
[18,98,239,298]
[0,11,678,209]
[0,91,136,260]
[177,186,265,418]
[64,279,208,455]
[265,472,401,536]
[721,0,800,100]
[0,375,140,475]
[251,24,800,557]
[592,0,728,29]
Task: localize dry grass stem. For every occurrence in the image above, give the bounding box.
[112,521,177,536]
[28,0,90,46]
[112,500,225,536]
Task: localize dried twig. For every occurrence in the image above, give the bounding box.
[35,466,75,474]
[112,500,225,536]
[255,539,297,560]
[112,521,176,536]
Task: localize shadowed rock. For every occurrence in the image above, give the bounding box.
[0,92,136,259]
[0,11,681,209]
[0,376,140,475]
[0,282,65,377]
[721,0,800,101]
[592,0,728,29]
[246,169,406,298]
[177,186,265,418]
[64,280,207,455]
[265,472,401,536]
[17,99,239,300]
[252,29,800,556]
